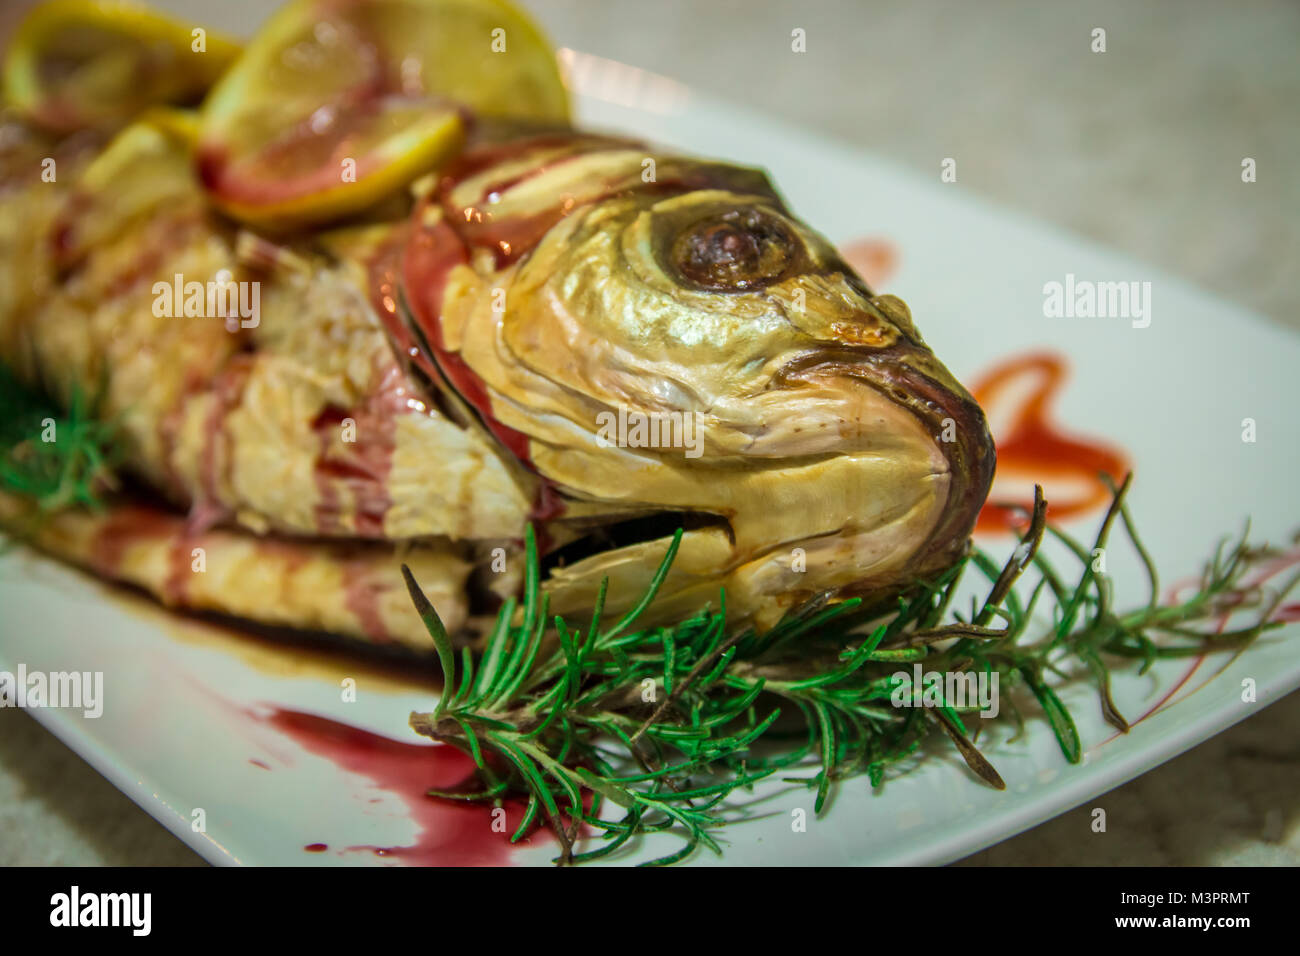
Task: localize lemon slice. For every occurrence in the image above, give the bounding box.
[197,0,570,228]
[3,0,240,133]
[136,104,201,148]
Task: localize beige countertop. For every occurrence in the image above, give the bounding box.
[1,0,1296,865]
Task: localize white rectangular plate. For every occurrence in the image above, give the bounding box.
[2,73,1297,867]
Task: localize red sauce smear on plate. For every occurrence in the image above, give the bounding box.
[257,707,548,866]
[970,351,1130,534]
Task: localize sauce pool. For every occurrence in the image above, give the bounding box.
[256,707,548,866]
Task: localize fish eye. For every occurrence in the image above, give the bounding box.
[665,207,799,292]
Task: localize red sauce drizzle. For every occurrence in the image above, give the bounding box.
[838,237,898,289]
[86,501,404,640]
[101,213,204,299]
[85,505,193,605]
[1092,547,1300,746]
[366,224,445,385]
[435,135,595,268]
[311,407,346,535]
[50,191,93,269]
[1165,549,1300,628]
[157,366,209,500]
[970,351,1130,534]
[88,505,180,578]
[399,206,568,527]
[401,206,536,466]
[340,555,392,644]
[198,355,254,507]
[163,533,193,607]
[158,354,252,602]
[436,133,606,188]
[257,707,545,866]
[310,362,407,538]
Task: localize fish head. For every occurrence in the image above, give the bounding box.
[418,137,995,627]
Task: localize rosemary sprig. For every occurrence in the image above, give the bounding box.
[0,365,119,513]
[404,479,1299,866]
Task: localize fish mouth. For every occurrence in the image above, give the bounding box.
[776,343,997,574]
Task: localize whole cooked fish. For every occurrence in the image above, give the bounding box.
[0,21,994,651]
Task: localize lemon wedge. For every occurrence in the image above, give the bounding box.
[3,0,240,133]
[196,0,570,228]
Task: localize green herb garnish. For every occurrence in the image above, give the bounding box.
[403,476,1299,866]
[0,364,118,513]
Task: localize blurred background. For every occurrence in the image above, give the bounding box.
[2,0,1297,865]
